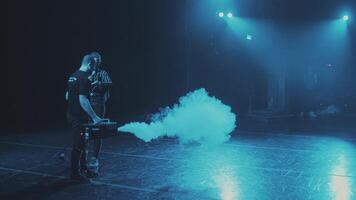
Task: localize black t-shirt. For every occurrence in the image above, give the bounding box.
[67,70,91,119]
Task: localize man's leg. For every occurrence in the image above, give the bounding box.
[93,139,102,159]
[90,139,102,173]
[71,146,81,175]
[91,102,105,161]
[79,131,98,178]
[79,132,89,171]
[68,115,90,182]
[69,117,82,176]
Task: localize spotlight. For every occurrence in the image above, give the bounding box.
[227,12,233,18]
[246,34,252,40]
[343,15,349,21]
[218,12,224,18]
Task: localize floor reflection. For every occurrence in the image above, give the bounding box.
[172,145,247,199]
[171,136,355,200]
[213,166,239,200]
[330,154,352,200]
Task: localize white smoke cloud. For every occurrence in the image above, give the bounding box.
[118,88,237,145]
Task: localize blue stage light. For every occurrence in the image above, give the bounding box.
[343,15,349,21]
[227,12,233,18]
[218,12,224,18]
[246,34,252,40]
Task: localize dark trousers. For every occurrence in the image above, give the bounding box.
[67,113,88,175]
[90,98,105,159]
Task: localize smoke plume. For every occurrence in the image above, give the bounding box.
[118,88,237,145]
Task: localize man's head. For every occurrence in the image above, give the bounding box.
[91,52,102,69]
[81,54,95,72]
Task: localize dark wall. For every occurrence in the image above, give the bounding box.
[2,0,356,131]
[2,0,189,130]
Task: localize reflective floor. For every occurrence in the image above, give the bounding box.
[0,129,355,199]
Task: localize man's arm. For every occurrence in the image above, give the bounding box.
[104,90,110,103]
[103,70,112,103]
[79,95,102,124]
[65,91,68,101]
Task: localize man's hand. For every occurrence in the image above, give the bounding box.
[92,117,106,125]
[79,95,104,124]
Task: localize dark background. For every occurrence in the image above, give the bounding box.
[1,0,356,131]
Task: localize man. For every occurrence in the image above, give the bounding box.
[66,54,104,181]
[88,52,112,174]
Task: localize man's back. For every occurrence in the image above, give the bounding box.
[67,70,90,119]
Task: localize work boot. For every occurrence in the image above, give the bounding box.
[89,157,99,168]
[81,167,99,178]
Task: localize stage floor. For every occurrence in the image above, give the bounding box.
[0,129,355,200]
